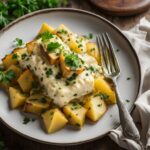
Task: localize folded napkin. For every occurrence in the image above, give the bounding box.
[109,18,150,150]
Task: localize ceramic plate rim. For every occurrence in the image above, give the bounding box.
[0,8,142,146]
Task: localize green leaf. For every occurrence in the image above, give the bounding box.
[47,42,61,52]
[39,31,54,42]
[12,53,18,59]
[94,93,109,101]
[65,53,81,69]
[45,68,53,77]
[14,38,24,47]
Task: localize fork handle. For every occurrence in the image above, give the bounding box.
[113,80,144,148]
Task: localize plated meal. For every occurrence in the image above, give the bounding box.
[0,23,116,133]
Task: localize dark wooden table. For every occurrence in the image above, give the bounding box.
[0,1,150,150]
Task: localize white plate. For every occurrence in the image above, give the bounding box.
[0,8,141,145]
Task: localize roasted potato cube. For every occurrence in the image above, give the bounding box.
[38,23,54,35]
[56,24,87,54]
[2,54,18,69]
[42,108,68,133]
[17,69,34,93]
[23,94,51,115]
[6,65,22,79]
[84,95,107,121]
[63,102,87,128]
[94,77,116,104]
[9,87,28,109]
[26,41,36,54]
[86,42,101,64]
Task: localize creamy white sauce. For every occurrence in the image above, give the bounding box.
[19,54,94,107]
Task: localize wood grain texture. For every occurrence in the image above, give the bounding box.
[89,0,150,16]
[0,1,150,150]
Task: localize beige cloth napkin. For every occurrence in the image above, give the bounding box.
[109,18,150,150]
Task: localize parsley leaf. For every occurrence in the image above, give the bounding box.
[14,38,24,47]
[47,42,61,52]
[0,70,16,84]
[39,31,53,42]
[12,53,18,59]
[94,93,109,101]
[45,68,53,77]
[65,53,81,69]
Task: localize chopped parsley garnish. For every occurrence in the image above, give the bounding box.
[39,31,53,42]
[21,53,27,60]
[66,73,77,81]
[14,38,24,47]
[58,29,68,34]
[97,104,102,107]
[94,93,109,101]
[127,77,131,80]
[12,53,18,59]
[23,117,36,124]
[65,53,81,69]
[87,66,97,73]
[0,70,16,84]
[46,68,53,77]
[55,72,62,79]
[47,42,61,53]
[23,117,31,124]
[126,99,130,103]
[116,49,120,52]
[85,33,93,39]
[71,102,81,110]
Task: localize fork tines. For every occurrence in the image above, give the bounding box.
[96,33,120,76]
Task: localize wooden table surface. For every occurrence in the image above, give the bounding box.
[0,1,150,150]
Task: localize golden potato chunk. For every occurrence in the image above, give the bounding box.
[84,95,107,121]
[38,23,54,35]
[2,54,18,69]
[55,24,88,54]
[94,77,116,104]
[42,108,68,133]
[86,42,101,64]
[23,94,51,115]
[9,87,28,109]
[26,41,36,54]
[63,102,87,128]
[17,69,34,93]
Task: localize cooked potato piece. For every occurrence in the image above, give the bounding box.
[17,69,34,93]
[13,48,28,60]
[94,77,116,104]
[2,54,18,69]
[23,94,51,115]
[56,24,88,54]
[6,65,22,79]
[38,23,54,35]
[9,87,28,109]
[84,95,107,121]
[42,108,68,133]
[26,41,36,54]
[63,102,87,128]
[86,42,101,64]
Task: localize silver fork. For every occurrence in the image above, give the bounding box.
[96,33,144,149]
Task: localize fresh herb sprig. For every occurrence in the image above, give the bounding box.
[0,0,69,29]
[0,70,16,84]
